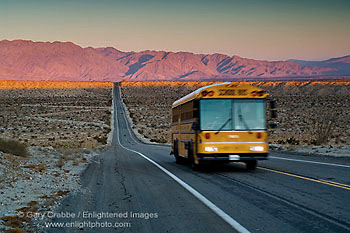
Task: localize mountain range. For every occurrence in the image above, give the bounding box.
[0,40,348,81]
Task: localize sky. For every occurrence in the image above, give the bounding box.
[0,0,349,61]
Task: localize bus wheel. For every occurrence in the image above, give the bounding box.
[174,139,183,164]
[246,160,257,170]
[190,158,200,171]
[188,141,200,170]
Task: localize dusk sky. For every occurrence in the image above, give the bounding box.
[1,0,349,61]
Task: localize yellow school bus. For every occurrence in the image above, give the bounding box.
[171,82,274,170]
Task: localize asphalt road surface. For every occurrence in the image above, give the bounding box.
[48,84,350,233]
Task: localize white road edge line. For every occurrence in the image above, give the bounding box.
[114,87,250,233]
[270,156,350,168]
[116,87,140,145]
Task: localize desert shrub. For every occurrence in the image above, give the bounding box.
[276,137,299,145]
[94,135,107,144]
[312,112,338,145]
[158,138,168,143]
[0,137,30,157]
[276,139,286,144]
[150,137,167,143]
[286,137,300,145]
[56,157,65,168]
[38,105,46,112]
[5,227,27,233]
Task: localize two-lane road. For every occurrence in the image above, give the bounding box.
[48,84,350,233]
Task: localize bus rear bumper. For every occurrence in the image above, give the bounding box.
[197,153,268,162]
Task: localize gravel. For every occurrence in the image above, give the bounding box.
[0,146,101,232]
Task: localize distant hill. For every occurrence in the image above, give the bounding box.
[289,55,350,76]
[0,39,347,81]
[0,40,127,81]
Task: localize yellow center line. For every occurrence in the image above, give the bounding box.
[258,167,350,191]
[318,179,350,188]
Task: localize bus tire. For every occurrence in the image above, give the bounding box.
[246,160,257,170]
[188,141,200,170]
[173,139,183,164]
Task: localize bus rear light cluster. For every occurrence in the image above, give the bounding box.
[251,91,265,96]
[256,132,262,139]
[202,90,214,96]
[205,133,211,139]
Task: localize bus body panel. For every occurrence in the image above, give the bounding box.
[197,131,268,154]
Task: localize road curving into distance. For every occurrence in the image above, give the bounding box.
[48,83,350,233]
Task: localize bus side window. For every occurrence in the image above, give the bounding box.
[172,106,180,123]
[193,100,199,118]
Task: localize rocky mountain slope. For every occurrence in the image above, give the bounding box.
[0,40,347,81]
[289,55,350,76]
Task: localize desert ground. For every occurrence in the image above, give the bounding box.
[0,80,113,148]
[120,81,350,148]
[0,80,113,232]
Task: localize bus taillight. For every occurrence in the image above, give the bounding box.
[256,132,262,139]
[205,133,211,139]
[208,91,214,96]
[202,91,208,96]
